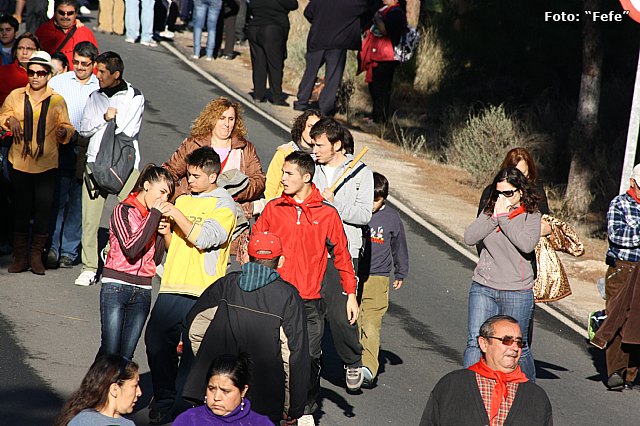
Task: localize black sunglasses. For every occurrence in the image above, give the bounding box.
[484,335,525,348]
[57,9,76,16]
[27,69,49,78]
[496,189,517,198]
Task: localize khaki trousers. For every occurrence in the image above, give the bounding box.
[81,168,139,273]
[605,261,640,381]
[358,275,390,377]
[98,0,125,35]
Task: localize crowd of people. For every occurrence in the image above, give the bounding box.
[13,1,640,425]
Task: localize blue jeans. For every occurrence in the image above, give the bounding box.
[50,176,82,260]
[99,282,152,360]
[192,0,222,57]
[463,281,536,381]
[145,293,197,414]
[125,0,154,42]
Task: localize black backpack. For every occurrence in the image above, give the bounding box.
[85,120,136,197]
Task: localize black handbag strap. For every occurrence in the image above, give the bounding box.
[54,26,77,54]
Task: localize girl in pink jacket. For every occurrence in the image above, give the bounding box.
[96,165,175,360]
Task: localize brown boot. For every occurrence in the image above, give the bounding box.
[8,232,29,273]
[29,234,48,275]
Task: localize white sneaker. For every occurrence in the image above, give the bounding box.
[124,37,136,44]
[298,414,315,426]
[191,54,199,60]
[79,5,91,15]
[159,29,175,39]
[140,40,158,47]
[75,270,96,286]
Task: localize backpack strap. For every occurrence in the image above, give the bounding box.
[54,26,77,55]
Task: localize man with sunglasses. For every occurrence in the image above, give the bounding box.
[46,41,99,270]
[420,315,552,426]
[35,0,98,71]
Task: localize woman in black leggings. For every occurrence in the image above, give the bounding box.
[0,50,73,275]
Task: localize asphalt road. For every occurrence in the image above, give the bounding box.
[0,25,638,426]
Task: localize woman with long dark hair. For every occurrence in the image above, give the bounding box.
[54,355,141,426]
[463,167,542,381]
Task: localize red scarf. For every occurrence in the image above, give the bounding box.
[496,204,526,232]
[468,359,528,421]
[627,187,640,204]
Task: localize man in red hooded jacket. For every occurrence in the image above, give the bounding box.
[35,0,98,70]
[253,151,357,425]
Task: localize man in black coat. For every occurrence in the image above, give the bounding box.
[293,0,370,115]
[182,231,310,425]
[420,315,553,426]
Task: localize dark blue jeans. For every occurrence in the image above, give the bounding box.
[145,293,197,415]
[50,175,82,260]
[463,281,536,381]
[98,281,152,360]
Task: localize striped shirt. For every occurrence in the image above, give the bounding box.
[607,192,640,262]
[49,71,99,130]
[475,373,518,426]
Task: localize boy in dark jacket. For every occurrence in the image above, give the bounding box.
[358,172,408,388]
[182,231,309,425]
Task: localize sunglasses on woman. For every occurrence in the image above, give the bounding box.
[484,335,525,348]
[496,189,517,198]
[27,69,49,78]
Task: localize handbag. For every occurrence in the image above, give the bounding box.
[533,214,584,302]
[363,29,395,62]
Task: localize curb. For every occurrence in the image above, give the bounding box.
[159,40,588,339]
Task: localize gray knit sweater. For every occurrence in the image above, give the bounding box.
[464,211,541,291]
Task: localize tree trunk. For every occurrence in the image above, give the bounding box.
[565,0,603,219]
[406,0,420,28]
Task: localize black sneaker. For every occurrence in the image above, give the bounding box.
[606,371,624,390]
[59,255,75,268]
[45,250,58,269]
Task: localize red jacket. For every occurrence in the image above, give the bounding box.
[253,185,356,299]
[0,61,27,105]
[35,20,98,70]
[103,193,165,286]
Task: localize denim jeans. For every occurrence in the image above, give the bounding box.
[98,281,152,360]
[50,176,82,260]
[463,281,536,381]
[145,293,198,415]
[125,0,154,42]
[192,0,222,57]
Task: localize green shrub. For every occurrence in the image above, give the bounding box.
[445,104,544,186]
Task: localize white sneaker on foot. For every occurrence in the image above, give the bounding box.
[140,40,158,47]
[298,414,315,426]
[79,5,91,15]
[124,37,136,44]
[345,365,363,391]
[75,270,97,286]
[159,29,175,39]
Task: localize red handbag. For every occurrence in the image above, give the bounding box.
[363,29,395,62]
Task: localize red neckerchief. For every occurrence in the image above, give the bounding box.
[468,358,528,421]
[124,192,149,217]
[627,187,640,204]
[495,204,526,232]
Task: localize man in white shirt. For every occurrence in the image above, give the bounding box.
[75,51,145,286]
[47,41,99,270]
